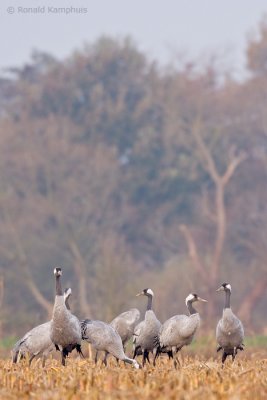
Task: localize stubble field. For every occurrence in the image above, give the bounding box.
[0,349,267,400]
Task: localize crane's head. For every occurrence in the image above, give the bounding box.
[136,288,154,297]
[185,293,207,305]
[216,283,231,293]
[54,267,62,277]
[64,287,72,299]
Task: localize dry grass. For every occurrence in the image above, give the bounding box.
[1,352,267,400]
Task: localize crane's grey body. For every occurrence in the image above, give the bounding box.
[160,313,200,351]
[110,308,140,347]
[50,268,82,365]
[216,283,244,363]
[134,310,161,351]
[133,288,161,366]
[216,308,244,348]
[81,319,140,369]
[12,322,54,366]
[13,287,72,366]
[158,293,207,367]
[50,295,81,348]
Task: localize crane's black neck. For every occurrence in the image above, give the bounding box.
[187,301,197,315]
[224,290,231,309]
[146,295,153,311]
[55,275,63,296]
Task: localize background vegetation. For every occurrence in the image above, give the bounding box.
[1,17,267,340]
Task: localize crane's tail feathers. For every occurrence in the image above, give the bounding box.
[153,335,160,348]
[12,350,19,363]
[62,343,81,358]
[12,337,28,363]
[80,319,92,340]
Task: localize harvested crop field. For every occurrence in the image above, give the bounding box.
[1,352,267,400]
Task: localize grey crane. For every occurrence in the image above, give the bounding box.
[81,319,140,369]
[158,293,207,367]
[110,308,140,349]
[50,268,83,366]
[132,320,153,362]
[95,307,140,365]
[216,283,244,364]
[133,288,161,367]
[12,287,72,367]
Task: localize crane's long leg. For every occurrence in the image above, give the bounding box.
[222,351,228,365]
[153,346,160,366]
[42,356,47,368]
[133,347,138,359]
[29,354,35,366]
[102,351,109,367]
[61,351,66,366]
[142,350,146,367]
[232,347,237,361]
[95,350,99,365]
[142,350,150,367]
[173,347,181,369]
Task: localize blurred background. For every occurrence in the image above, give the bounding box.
[0,1,267,347]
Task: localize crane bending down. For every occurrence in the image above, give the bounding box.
[81,319,140,369]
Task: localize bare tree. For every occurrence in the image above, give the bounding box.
[180,119,246,320]
[4,206,53,318]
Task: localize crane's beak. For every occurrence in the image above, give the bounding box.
[198,297,208,302]
[216,286,224,292]
[136,292,143,297]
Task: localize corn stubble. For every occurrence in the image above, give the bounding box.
[0,355,267,399]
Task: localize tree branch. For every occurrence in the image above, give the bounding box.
[201,187,217,223]
[179,224,206,280]
[222,150,247,186]
[192,121,220,183]
[238,274,267,328]
[68,238,91,316]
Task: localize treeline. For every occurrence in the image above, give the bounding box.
[1,19,267,337]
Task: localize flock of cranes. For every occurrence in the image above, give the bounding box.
[12,268,245,369]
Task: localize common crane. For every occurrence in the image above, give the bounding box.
[158,293,207,367]
[12,287,72,367]
[133,288,161,367]
[81,319,140,369]
[216,283,244,364]
[50,268,83,366]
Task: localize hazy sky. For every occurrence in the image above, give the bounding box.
[1,0,267,78]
